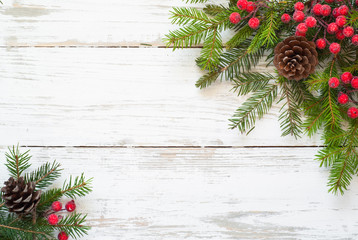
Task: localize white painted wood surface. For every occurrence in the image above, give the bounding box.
[1,147,358,239]
[0,0,357,239]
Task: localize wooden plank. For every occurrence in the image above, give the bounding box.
[0,47,320,146]
[0,0,228,47]
[0,147,356,239]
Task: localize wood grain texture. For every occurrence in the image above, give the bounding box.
[0,147,357,239]
[0,47,321,147]
[0,0,229,47]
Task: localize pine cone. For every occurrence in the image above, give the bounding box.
[274,36,318,81]
[1,177,41,214]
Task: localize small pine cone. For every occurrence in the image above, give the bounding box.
[1,177,41,215]
[274,36,318,81]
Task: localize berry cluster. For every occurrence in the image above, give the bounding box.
[230,0,263,29]
[280,1,358,55]
[329,72,358,118]
[47,200,77,240]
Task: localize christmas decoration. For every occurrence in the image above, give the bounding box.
[0,146,92,239]
[165,0,358,195]
[273,36,318,81]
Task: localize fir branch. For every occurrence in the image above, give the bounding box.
[278,81,302,138]
[260,10,280,47]
[219,41,265,80]
[170,7,212,26]
[197,28,223,70]
[37,189,62,212]
[5,145,31,179]
[231,72,273,96]
[62,174,93,199]
[0,224,47,236]
[54,213,89,238]
[24,161,62,190]
[230,84,278,133]
[203,4,227,16]
[226,25,253,49]
[195,71,220,89]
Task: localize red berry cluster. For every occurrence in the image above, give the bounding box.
[329,72,358,118]
[47,200,77,239]
[280,1,358,55]
[230,0,264,29]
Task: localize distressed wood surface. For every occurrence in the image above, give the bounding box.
[0,0,229,47]
[0,47,321,147]
[1,147,357,239]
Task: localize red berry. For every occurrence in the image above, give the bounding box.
[229,12,241,24]
[329,43,341,54]
[293,11,305,22]
[58,232,69,240]
[48,214,59,225]
[316,38,326,49]
[327,23,339,34]
[246,1,256,12]
[325,0,334,3]
[336,16,346,27]
[338,93,349,104]
[297,23,308,33]
[320,5,331,16]
[281,13,291,23]
[338,5,349,16]
[332,8,339,18]
[51,201,62,212]
[348,107,358,118]
[248,17,260,29]
[336,30,345,40]
[65,200,76,212]
[313,4,322,16]
[329,77,340,88]
[341,72,353,84]
[305,16,317,28]
[356,0,358,6]
[295,2,304,11]
[352,35,358,45]
[295,30,306,37]
[351,77,358,89]
[237,0,248,10]
[343,26,354,37]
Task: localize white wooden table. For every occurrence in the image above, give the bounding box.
[0,0,357,239]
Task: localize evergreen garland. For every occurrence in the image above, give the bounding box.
[0,146,92,239]
[165,0,358,194]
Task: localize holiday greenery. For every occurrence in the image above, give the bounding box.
[0,146,92,239]
[165,0,358,194]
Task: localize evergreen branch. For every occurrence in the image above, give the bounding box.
[231,72,273,96]
[219,42,265,80]
[197,28,223,70]
[260,10,280,47]
[203,4,227,16]
[278,81,302,138]
[195,71,220,89]
[62,174,93,199]
[37,189,62,212]
[5,145,31,179]
[230,84,278,133]
[170,7,212,26]
[0,224,48,236]
[24,161,62,190]
[226,25,253,49]
[54,213,89,238]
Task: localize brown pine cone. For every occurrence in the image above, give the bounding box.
[1,177,41,215]
[274,36,318,81]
